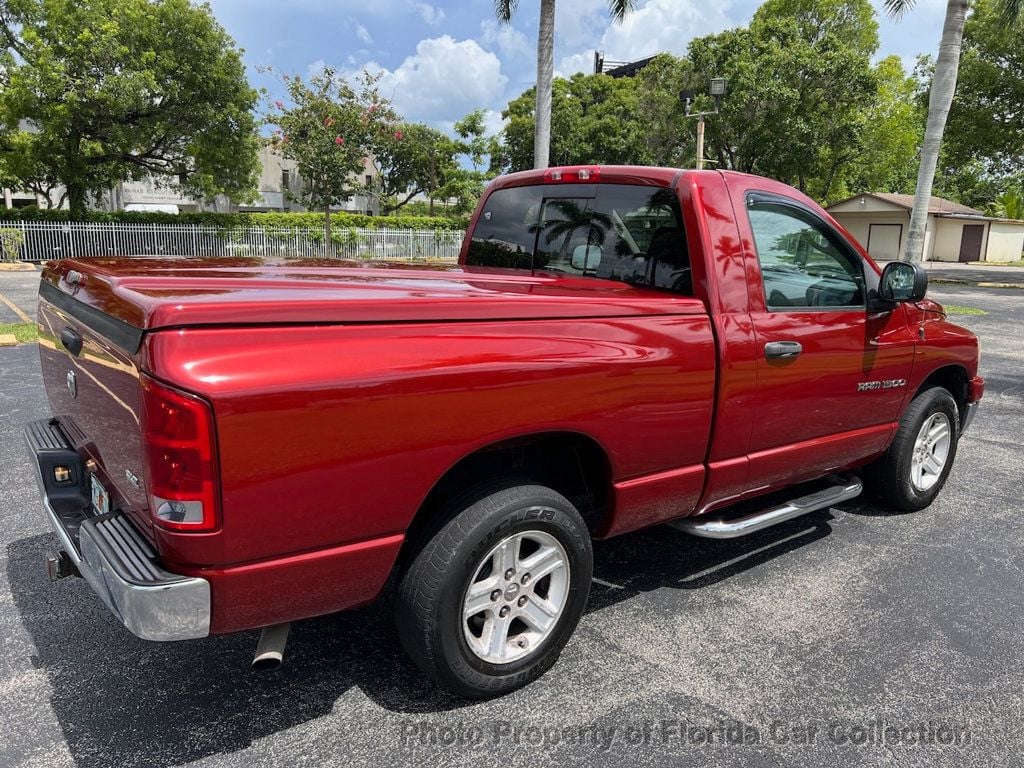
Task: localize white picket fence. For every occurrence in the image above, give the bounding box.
[0,221,465,263]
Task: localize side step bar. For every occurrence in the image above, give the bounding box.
[669,475,863,539]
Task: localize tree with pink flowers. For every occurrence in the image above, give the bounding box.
[265,65,395,253]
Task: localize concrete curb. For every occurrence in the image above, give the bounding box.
[0,262,37,272]
[930,279,1024,289]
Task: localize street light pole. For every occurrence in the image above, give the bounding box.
[695,113,706,171]
[681,77,727,171]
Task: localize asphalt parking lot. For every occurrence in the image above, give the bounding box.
[1,273,1022,767]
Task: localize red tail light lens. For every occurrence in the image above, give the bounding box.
[140,375,219,532]
[544,166,601,183]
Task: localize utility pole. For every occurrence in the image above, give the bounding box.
[681,77,727,171]
[695,114,706,171]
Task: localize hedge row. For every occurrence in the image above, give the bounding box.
[0,207,470,231]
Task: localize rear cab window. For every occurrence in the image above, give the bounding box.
[467,183,692,295]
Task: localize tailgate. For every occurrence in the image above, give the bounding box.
[36,276,152,542]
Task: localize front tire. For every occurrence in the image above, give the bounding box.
[395,482,592,699]
[865,386,960,511]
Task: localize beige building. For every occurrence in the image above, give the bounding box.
[827,192,1024,263]
[4,145,380,215]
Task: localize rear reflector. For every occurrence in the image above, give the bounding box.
[544,166,601,184]
[140,375,219,532]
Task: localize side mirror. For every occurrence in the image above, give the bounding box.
[879,261,928,303]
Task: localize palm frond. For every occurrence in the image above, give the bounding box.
[494,0,519,24]
[608,0,639,22]
[882,0,917,21]
[999,0,1022,24]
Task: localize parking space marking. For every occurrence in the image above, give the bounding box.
[0,291,32,323]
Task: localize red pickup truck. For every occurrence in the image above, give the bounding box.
[24,166,982,698]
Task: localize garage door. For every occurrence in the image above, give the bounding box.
[867,224,902,261]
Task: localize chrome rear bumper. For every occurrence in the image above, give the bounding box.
[24,418,210,641]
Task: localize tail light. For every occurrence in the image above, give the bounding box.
[140,374,219,532]
[544,166,600,183]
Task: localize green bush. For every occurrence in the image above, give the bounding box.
[0,206,469,231]
[0,228,24,261]
[399,200,465,217]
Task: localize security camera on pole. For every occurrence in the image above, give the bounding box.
[681,78,727,171]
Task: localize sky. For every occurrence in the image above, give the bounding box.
[206,0,950,137]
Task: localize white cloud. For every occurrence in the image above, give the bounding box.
[355,24,373,45]
[306,58,326,80]
[370,36,507,123]
[412,2,445,25]
[482,108,506,138]
[555,51,593,79]
[600,0,734,58]
[480,19,532,60]
[556,0,735,76]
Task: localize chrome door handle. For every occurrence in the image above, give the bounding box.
[764,341,802,359]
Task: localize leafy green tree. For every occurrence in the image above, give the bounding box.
[882,0,1023,261]
[498,73,647,171]
[0,0,260,218]
[753,0,880,56]
[490,0,920,204]
[689,12,878,200]
[986,187,1024,219]
[495,0,637,169]
[931,157,1018,208]
[436,110,495,214]
[266,66,395,250]
[844,56,923,197]
[632,54,696,167]
[371,122,458,214]
[941,0,1024,177]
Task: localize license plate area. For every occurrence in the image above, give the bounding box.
[90,474,111,516]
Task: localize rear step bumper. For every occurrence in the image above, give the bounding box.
[669,475,863,539]
[23,418,210,641]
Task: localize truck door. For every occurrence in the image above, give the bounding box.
[740,192,917,488]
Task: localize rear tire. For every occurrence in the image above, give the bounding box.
[865,386,960,511]
[395,481,592,699]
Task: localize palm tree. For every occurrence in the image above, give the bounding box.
[986,188,1024,220]
[885,0,1021,261]
[496,0,637,170]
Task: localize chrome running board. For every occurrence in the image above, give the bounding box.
[669,475,862,539]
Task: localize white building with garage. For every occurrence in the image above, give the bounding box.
[827,192,1024,263]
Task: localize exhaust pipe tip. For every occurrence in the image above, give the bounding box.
[252,623,290,671]
[252,652,283,671]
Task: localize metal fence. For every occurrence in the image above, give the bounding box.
[0,221,465,263]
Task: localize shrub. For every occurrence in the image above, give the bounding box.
[0,207,469,231]
[0,228,25,261]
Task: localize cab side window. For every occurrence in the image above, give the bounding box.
[748,200,865,310]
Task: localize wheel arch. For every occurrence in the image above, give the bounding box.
[394,431,614,573]
[912,364,970,427]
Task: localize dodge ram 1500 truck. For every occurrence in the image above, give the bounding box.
[24,166,983,698]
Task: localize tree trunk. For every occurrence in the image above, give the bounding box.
[63,132,88,219]
[66,178,87,220]
[533,0,555,169]
[904,0,968,263]
[323,205,333,258]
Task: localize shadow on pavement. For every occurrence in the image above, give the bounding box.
[7,508,839,768]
